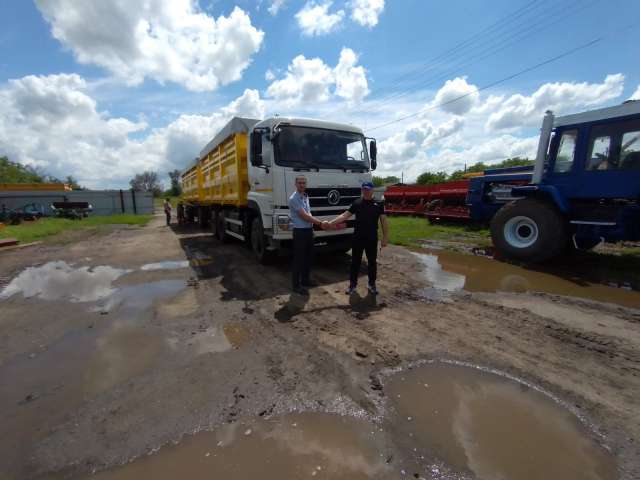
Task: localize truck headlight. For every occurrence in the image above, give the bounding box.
[276,215,291,231]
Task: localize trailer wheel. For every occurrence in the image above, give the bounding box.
[198,206,209,229]
[216,210,229,243]
[490,198,568,263]
[251,216,273,264]
[210,210,218,237]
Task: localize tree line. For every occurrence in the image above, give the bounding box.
[373,157,533,186]
[0,156,83,189]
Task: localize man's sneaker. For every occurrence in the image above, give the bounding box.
[345,284,357,295]
[367,284,379,295]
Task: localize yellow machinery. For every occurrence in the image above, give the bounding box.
[181,118,253,207]
[0,183,72,191]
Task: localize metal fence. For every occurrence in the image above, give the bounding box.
[0,190,154,216]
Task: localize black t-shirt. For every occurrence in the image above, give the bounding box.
[349,198,385,240]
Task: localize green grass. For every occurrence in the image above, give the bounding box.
[386,216,490,247]
[0,214,152,244]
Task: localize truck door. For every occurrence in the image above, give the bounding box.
[248,131,274,205]
[577,118,640,199]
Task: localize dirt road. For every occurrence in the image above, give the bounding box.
[1,215,638,479]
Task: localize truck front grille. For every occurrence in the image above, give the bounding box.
[306,188,361,208]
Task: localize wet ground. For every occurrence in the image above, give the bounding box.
[1,215,639,479]
[413,249,640,309]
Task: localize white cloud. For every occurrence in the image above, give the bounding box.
[265,69,276,81]
[266,48,369,107]
[268,0,287,15]
[433,77,480,115]
[35,1,264,92]
[295,1,344,36]
[266,56,335,107]
[378,117,465,173]
[630,85,640,101]
[487,74,625,131]
[349,0,385,27]
[0,73,264,188]
[334,48,370,105]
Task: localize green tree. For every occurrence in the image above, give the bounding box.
[373,175,401,187]
[168,169,182,196]
[0,156,45,183]
[416,171,448,185]
[130,171,163,196]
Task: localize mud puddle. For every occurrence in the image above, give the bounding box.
[387,362,616,480]
[414,250,640,309]
[141,260,190,271]
[80,413,398,480]
[0,261,130,302]
[223,323,250,349]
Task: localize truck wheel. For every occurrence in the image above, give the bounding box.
[211,210,218,237]
[490,198,568,263]
[216,210,229,243]
[198,206,209,229]
[251,216,273,264]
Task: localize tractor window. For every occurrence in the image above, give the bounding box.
[621,131,640,170]
[586,135,613,171]
[554,130,577,173]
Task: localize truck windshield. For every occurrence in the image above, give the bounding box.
[274,126,369,170]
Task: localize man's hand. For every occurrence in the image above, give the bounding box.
[321,220,331,230]
[381,237,388,248]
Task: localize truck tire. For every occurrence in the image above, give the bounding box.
[251,216,273,264]
[198,206,209,229]
[211,210,218,237]
[216,210,229,243]
[490,198,568,263]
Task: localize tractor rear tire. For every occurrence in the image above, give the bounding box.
[490,198,568,263]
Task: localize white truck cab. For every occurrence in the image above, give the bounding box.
[248,117,377,257]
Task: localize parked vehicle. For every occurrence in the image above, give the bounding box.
[51,201,92,219]
[485,101,640,262]
[0,202,45,224]
[181,116,377,263]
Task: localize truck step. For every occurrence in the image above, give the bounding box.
[225,230,245,242]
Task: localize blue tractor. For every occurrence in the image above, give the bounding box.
[467,100,640,262]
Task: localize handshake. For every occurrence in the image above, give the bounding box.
[320,220,346,230]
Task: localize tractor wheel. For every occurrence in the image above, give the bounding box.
[490,198,568,263]
[251,216,274,264]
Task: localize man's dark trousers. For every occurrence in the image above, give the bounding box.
[350,237,377,286]
[292,228,313,288]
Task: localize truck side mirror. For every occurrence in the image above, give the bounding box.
[250,131,263,167]
[369,140,377,170]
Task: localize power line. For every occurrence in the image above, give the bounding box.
[367,36,604,132]
[376,0,547,93]
[359,0,599,114]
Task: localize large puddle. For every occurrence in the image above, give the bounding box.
[81,413,397,480]
[0,261,130,302]
[414,250,640,309]
[387,363,616,480]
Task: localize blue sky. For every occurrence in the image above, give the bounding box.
[0,0,638,188]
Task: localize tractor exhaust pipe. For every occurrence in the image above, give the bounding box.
[532,110,554,184]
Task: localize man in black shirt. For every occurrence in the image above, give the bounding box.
[328,181,389,295]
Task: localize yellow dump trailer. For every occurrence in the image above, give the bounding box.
[181,117,256,207]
